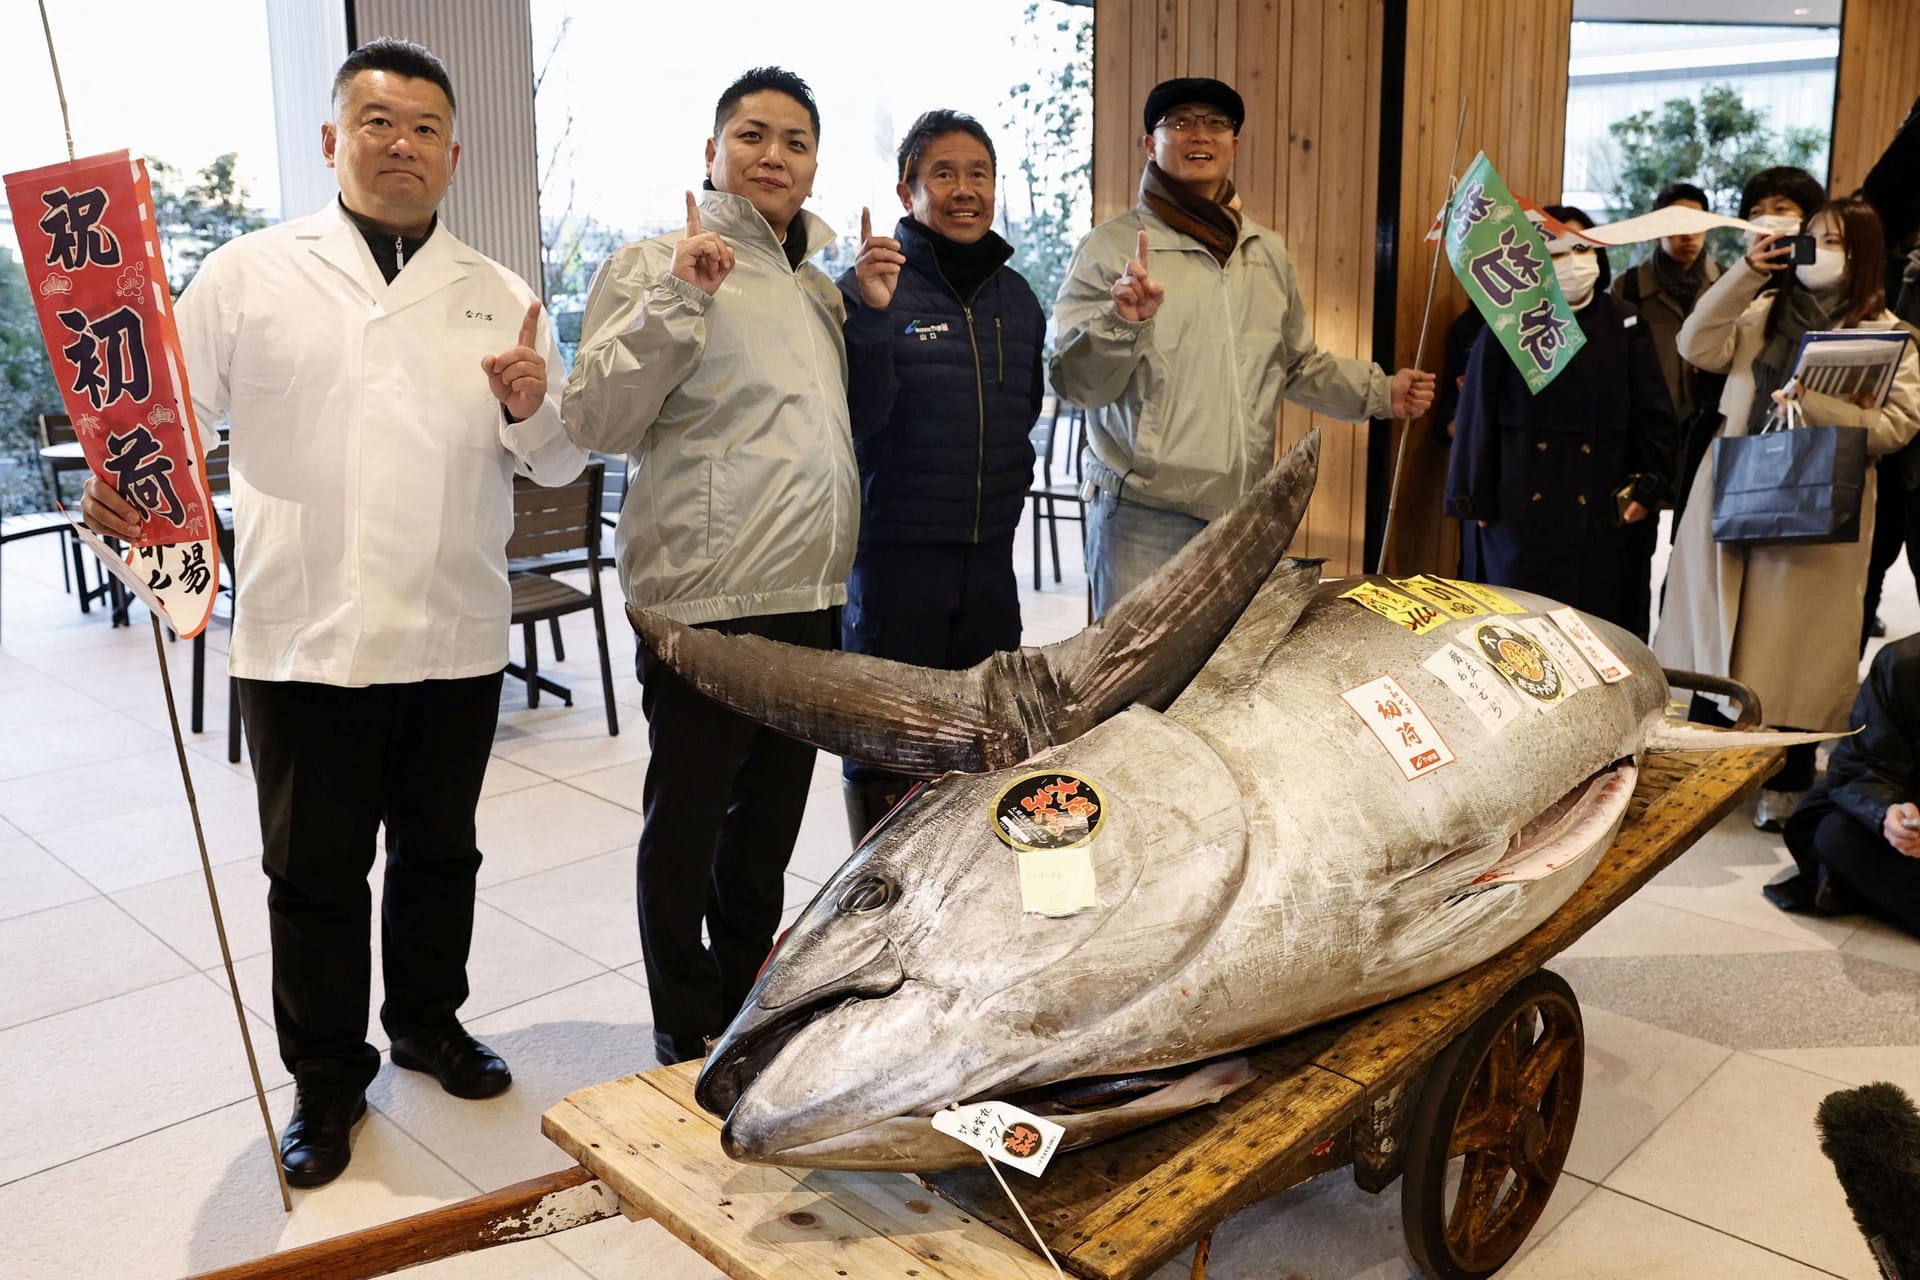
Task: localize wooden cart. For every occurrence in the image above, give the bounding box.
[187,743,1779,1280]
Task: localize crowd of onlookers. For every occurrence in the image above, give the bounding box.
[1438,97,1920,943]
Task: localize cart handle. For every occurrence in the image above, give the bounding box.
[1662,669,1763,731]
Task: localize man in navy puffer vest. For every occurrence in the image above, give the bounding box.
[837,110,1047,840]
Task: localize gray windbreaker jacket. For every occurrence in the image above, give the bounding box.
[1051,204,1391,521]
[564,191,856,625]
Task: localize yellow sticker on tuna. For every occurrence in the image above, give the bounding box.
[1340,581,1450,634]
[1394,574,1497,619]
[1440,578,1526,616]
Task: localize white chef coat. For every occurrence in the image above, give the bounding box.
[175,202,586,686]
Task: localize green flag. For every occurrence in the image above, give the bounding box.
[1444,152,1585,394]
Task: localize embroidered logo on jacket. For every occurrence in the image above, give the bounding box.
[903,319,950,340]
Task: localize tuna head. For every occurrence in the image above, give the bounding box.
[697,707,1252,1163]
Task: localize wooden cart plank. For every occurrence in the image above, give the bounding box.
[178,1166,623,1280]
[544,1070,1061,1280]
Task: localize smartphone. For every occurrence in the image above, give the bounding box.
[1781,234,1816,265]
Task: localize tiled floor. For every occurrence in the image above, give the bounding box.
[1,515,1915,1280]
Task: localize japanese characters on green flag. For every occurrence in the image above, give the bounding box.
[1444,151,1585,394]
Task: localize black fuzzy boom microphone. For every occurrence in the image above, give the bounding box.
[1817,1082,1920,1280]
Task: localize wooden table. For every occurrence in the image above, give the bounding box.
[187,745,1779,1280]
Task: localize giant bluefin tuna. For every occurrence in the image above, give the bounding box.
[631,432,1814,1171]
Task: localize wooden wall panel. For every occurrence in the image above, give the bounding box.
[1380,0,1573,576]
[1090,0,1386,574]
[1831,0,1920,194]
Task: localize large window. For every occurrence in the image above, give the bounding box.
[0,0,279,511]
[529,0,1092,348]
[1562,15,1837,223]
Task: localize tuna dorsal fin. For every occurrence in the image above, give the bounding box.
[1642,720,1852,753]
[627,430,1323,776]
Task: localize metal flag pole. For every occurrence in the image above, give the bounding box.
[1375,93,1469,576]
[35,0,292,1213]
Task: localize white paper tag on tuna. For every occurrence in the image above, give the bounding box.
[932,1101,1065,1177]
[1517,617,1599,692]
[1017,848,1097,917]
[1422,642,1525,734]
[1340,674,1455,780]
[1546,608,1633,683]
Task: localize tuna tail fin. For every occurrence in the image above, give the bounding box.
[629,431,1323,776]
[1642,720,1854,754]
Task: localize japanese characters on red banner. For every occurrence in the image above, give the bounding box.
[6,149,218,636]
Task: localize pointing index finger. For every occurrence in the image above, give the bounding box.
[517,299,541,349]
[861,206,872,243]
[685,190,701,238]
[1135,229,1151,271]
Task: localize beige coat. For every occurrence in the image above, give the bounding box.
[1654,260,1920,730]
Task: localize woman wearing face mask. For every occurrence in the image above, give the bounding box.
[1444,205,1678,640]
[1658,194,1920,832]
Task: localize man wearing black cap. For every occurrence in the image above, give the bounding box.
[1052,76,1436,615]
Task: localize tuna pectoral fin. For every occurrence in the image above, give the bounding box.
[629,431,1324,776]
[1643,721,1852,754]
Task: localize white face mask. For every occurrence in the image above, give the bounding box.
[1554,253,1600,302]
[1795,247,1847,291]
[1745,213,1800,248]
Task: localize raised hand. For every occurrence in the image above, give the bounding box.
[482,300,549,420]
[1111,229,1164,323]
[672,191,736,295]
[1390,367,1438,419]
[1745,231,1795,275]
[853,207,905,310]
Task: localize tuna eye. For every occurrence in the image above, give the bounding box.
[837,875,894,914]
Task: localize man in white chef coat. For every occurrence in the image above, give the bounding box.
[83,37,585,1188]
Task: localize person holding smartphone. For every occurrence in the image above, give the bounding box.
[1658,193,1920,832]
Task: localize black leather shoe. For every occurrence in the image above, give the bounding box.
[280,1086,366,1188]
[1762,872,1817,913]
[390,1023,512,1099]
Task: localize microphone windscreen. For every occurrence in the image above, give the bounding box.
[1817,1081,1920,1280]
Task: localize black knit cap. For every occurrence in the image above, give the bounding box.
[1143,77,1245,135]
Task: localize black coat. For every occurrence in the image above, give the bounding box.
[1444,292,1678,638]
[1790,635,1920,837]
[837,220,1046,545]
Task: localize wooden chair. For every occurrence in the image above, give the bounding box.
[1026,399,1087,589]
[505,462,619,735]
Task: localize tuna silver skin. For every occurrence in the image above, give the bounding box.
[633,434,1811,1171]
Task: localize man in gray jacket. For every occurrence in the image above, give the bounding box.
[1052,76,1435,614]
[563,67,855,1066]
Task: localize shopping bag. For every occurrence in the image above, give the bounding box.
[1710,399,1867,545]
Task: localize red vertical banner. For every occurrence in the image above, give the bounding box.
[6,149,218,636]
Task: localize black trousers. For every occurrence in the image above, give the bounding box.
[237,671,503,1090]
[634,609,834,1042]
[840,536,1021,787]
[1788,808,1920,937]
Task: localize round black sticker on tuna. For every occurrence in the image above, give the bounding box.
[992,771,1106,851]
[1472,621,1565,705]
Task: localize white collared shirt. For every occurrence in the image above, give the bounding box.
[174,202,586,686]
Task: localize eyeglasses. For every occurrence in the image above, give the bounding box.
[1155,112,1235,135]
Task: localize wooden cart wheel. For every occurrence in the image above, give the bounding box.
[1400,969,1584,1280]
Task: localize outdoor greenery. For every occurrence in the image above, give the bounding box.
[1602,83,1827,266]
[148,152,268,294]
[1001,0,1094,332]
[0,257,58,515]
